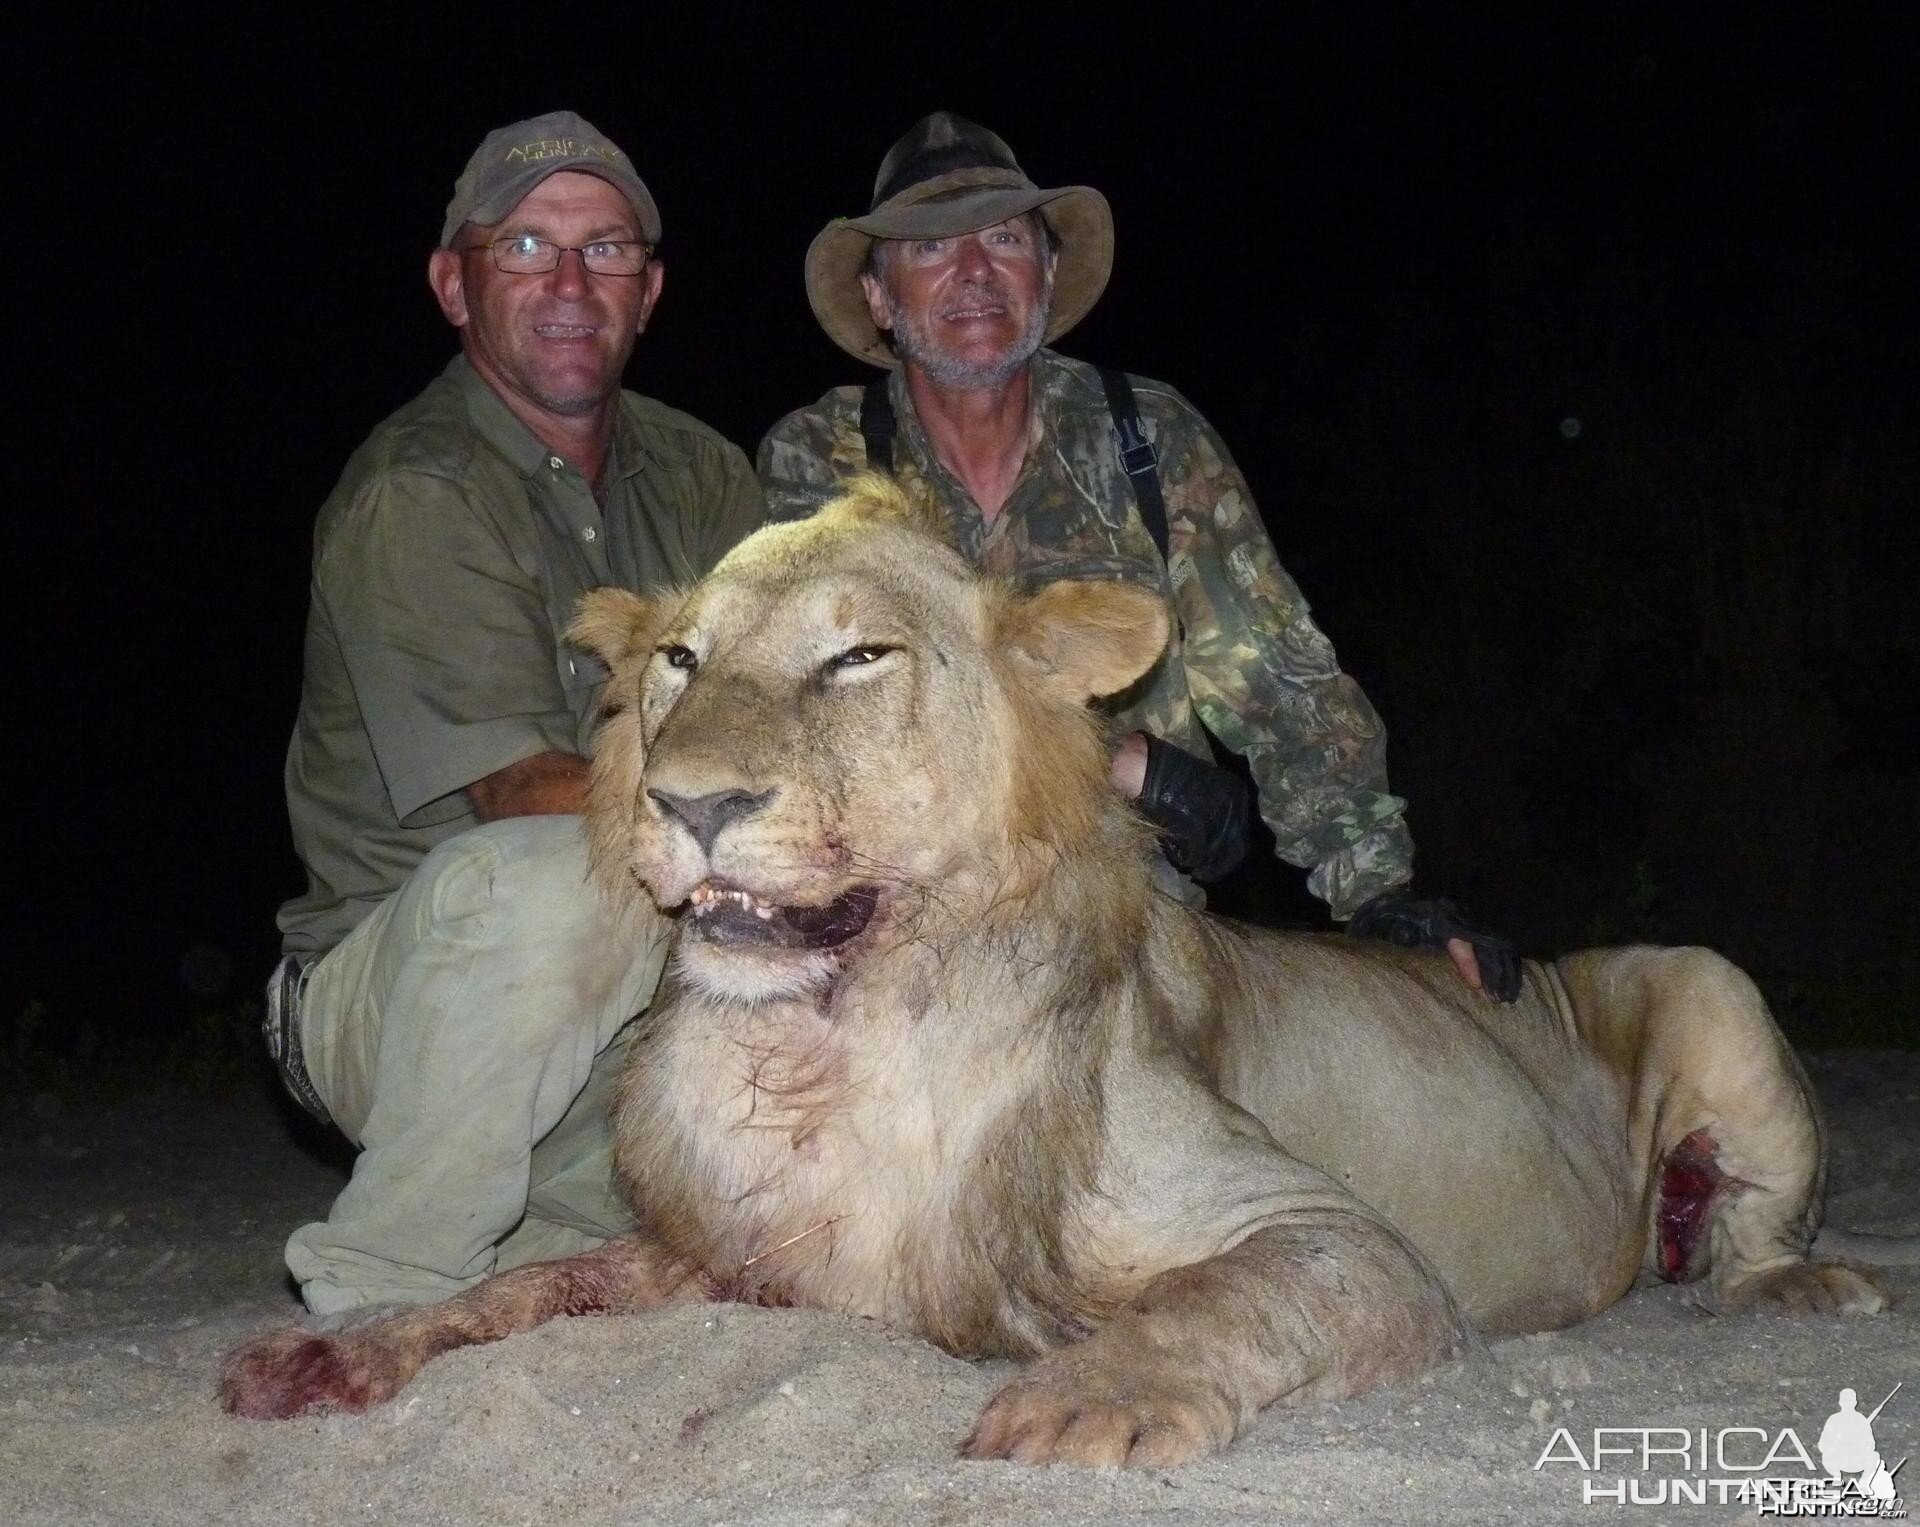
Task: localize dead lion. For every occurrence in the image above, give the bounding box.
[222,476,1892,1466]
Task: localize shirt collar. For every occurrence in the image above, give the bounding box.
[888,347,1059,469]
[449,355,551,479]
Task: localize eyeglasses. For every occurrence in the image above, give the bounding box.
[470,235,655,276]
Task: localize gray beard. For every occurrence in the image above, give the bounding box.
[888,272,1053,390]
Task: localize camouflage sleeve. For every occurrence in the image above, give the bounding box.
[757,392,869,522]
[1156,396,1415,920]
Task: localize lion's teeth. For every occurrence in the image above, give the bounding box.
[689,884,778,918]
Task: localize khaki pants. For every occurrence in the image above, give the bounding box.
[285,816,670,1316]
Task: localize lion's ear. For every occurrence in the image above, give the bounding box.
[998,579,1171,701]
[568,587,678,672]
[816,471,951,542]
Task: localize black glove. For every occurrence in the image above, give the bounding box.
[1134,735,1255,884]
[1347,888,1523,1002]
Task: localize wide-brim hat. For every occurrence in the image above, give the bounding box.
[805,111,1114,368]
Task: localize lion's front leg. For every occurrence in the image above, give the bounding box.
[219,1234,703,1419]
[963,1216,1471,1468]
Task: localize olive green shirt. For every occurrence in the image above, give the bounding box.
[759,350,1414,919]
[280,357,764,956]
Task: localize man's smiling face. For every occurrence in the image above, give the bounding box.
[862,215,1055,389]
[432,170,664,424]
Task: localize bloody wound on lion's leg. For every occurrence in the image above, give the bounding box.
[219,1234,702,1420]
[1656,1128,1723,1282]
[218,1331,388,1419]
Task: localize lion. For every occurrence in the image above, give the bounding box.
[220,476,1897,1466]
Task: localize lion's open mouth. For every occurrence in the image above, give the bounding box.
[685,882,879,951]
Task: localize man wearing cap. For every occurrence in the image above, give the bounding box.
[760,112,1519,999]
[267,112,764,1314]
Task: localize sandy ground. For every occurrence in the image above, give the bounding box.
[2,1050,1915,1527]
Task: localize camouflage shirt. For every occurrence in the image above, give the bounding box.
[757,348,1414,920]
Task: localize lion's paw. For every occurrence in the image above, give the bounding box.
[1719,1260,1888,1316]
[217,1328,399,1419]
[962,1353,1234,1468]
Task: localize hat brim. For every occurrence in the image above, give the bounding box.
[443,162,662,247]
[805,185,1113,368]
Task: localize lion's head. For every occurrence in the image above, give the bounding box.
[570,475,1169,1004]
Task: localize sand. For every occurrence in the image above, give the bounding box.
[3,1050,1915,1526]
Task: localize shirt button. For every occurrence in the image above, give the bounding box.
[547,455,564,471]
[582,526,597,542]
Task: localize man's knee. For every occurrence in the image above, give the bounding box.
[462,812,594,877]
[308,815,662,1131]
[409,814,600,922]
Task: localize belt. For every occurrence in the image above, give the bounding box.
[263,954,331,1124]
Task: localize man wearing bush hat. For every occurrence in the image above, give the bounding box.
[269,110,763,1314]
[760,111,1517,998]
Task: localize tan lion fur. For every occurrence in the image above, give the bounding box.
[221,478,1888,1464]
[575,478,1168,1352]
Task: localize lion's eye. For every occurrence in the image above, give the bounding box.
[658,644,698,671]
[826,644,893,671]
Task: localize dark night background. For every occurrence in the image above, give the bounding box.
[14,6,1918,1089]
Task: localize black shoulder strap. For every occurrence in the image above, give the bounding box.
[860,376,897,475]
[1096,366,1169,561]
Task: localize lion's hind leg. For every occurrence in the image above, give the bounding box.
[1656,1128,1885,1314]
[1617,947,1887,1316]
[219,1234,702,1419]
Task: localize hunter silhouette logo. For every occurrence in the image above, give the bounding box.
[1818,1385,1905,1508]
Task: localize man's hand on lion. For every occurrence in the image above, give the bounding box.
[1109,731,1253,884]
[1110,734,1518,1002]
[1347,888,1524,1002]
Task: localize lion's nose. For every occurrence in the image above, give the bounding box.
[646,786,776,854]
